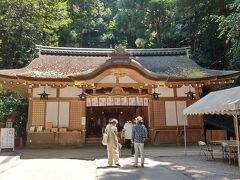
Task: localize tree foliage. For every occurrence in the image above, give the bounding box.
[0,0,70,69]
[175,0,235,69]
[216,1,240,70]
[0,88,28,124]
[58,0,111,47]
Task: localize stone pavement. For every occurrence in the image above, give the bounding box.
[96,157,191,180]
[0,150,20,174]
[0,145,240,179]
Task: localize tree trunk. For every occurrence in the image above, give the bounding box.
[156,23,161,48]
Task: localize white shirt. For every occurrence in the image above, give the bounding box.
[123,122,133,139]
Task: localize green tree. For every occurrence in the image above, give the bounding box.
[0,0,70,68]
[0,88,27,125]
[109,0,179,48]
[216,1,240,70]
[109,0,149,47]
[60,0,111,47]
[175,0,234,69]
[145,0,174,47]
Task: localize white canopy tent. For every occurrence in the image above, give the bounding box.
[183,86,240,168]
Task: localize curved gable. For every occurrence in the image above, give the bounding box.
[98,74,137,83]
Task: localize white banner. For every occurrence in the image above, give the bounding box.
[114,98,121,105]
[121,97,128,106]
[143,98,149,106]
[86,98,92,107]
[86,97,148,107]
[128,97,136,106]
[107,97,114,106]
[91,97,99,106]
[99,98,107,106]
[136,97,144,106]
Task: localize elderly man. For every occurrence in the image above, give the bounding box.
[132,116,147,167]
[105,118,120,167]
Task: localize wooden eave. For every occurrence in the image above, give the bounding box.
[156,72,240,83]
[16,75,72,82]
[0,74,18,79]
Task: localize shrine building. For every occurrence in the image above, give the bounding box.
[0,45,239,147]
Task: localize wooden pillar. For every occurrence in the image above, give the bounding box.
[81,101,86,144]
[27,98,33,131]
[147,84,154,144]
[149,98,155,144]
[27,86,33,131]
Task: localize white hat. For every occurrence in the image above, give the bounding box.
[136,116,143,123]
[110,118,118,124]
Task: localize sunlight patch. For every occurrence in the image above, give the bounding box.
[171,165,186,171]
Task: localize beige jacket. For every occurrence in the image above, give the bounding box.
[105,124,118,148]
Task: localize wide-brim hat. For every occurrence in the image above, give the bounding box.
[110,118,118,124]
[136,116,143,122]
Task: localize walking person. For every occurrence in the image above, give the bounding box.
[132,116,147,167]
[105,118,120,167]
[122,120,133,150]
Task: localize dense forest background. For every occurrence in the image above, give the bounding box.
[0,0,240,70]
[0,0,239,126]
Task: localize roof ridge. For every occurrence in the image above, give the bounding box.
[36,45,191,56]
[36,45,114,51]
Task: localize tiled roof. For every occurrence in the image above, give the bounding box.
[133,56,237,79]
[0,46,238,80]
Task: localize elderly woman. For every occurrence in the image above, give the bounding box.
[105,118,120,167]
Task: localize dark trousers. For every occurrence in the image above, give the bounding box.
[131,143,135,155]
[125,139,132,149]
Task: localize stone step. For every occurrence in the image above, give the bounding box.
[85,138,102,144]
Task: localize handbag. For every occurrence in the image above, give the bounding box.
[102,133,108,146]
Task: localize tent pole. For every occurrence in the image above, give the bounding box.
[184,115,187,156]
[233,114,240,169]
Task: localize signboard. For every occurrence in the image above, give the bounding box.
[0,128,14,152]
[81,117,86,125]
